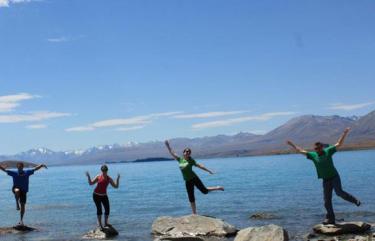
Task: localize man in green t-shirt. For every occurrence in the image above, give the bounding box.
[165,140,224,214]
[287,128,361,225]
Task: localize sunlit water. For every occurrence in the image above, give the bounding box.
[0,150,374,240]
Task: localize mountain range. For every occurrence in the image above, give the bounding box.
[1,110,374,166]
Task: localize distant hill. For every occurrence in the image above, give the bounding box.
[0,110,374,166]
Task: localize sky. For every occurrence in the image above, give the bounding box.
[0,0,374,154]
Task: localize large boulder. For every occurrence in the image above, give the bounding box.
[82,225,119,239]
[0,225,36,235]
[313,222,371,235]
[152,215,237,240]
[234,224,289,241]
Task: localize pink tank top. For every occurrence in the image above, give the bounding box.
[94,175,110,195]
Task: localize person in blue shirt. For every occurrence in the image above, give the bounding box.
[0,162,47,226]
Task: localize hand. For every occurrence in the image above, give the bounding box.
[117,173,120,179]
[286,140,293,146]
[42,164,48,169]
[85,171,90,177]
[344,127,351,133]
[208,170,215,175]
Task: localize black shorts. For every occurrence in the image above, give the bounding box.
[12,187,27,204]
[185,176,209,203]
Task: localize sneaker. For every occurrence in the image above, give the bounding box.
[322,219,335,225]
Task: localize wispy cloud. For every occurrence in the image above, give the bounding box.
[329,102,374,111]
[0,93,39,112]
[192,112,296,129]
[0,0,38,8]
[116,125,145,132]
[26,124,47,129]
[65,111,182,132]
[0,111,71,123]
[173,111,246,119]
[47,37,69,43]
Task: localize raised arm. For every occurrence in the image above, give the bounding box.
[335,127,350,148]
[164,140,179,160]
[85,172,98,185]
[196,163,214,175]
[34,164,48,172]
[109,174,120,189]
[286,140,308,155]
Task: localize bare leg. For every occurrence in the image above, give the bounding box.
[14,189,20,210]
[190,202,197,215]
[20,203,25,226]
[96,215,103,229]
[207,186,224,192]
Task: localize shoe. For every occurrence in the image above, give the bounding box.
[356,200,361,207]
[322,219,335,225]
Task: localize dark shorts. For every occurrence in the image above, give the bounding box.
[185,176,209,203]
[12,187,27,204]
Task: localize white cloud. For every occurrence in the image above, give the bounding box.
[47,37,69,43]
[173,111,246,119]
[65,111,182,132]
[0,111,71,123]
[329,102,374,111]
[116,125,145,132]
[0,93,40,112]
[192,112,296,129]
[0,0,36,7]
[26,124,47,129]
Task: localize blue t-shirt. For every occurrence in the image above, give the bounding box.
[6,169,35,192]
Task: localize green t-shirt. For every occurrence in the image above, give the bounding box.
[306,145,338,179]
[177,157,197,181]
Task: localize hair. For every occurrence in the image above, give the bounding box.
[101,164,108,172]
[315,142,323,147]
[16,162,24,168]
[183,148,192,154]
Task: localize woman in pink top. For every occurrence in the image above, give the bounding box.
[86,165,120,229]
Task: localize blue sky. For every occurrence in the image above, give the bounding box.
[0,0,374,154]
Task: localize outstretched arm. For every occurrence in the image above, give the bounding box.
[196,163,214,175]
[164,140,179,160]
[34,164,47,172]
[109,174,120,188]
[85,172,98,185]
[286,140,308,155]
[335,127,350,148]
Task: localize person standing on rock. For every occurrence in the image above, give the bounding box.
[286,127,361,224]
[0,162,47,226]
[165,140,224,214]
[86,165,120,229]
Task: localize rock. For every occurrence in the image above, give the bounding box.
[234,224,289,241]
[152,215,237,240]
[0,225,37,235]
[313,222,371,235]
[83,225,119,239]
[250,212,279,220]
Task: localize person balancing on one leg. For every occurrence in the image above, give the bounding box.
[165,140,224,215]
[286,127,361,225]
[0,162,47,226]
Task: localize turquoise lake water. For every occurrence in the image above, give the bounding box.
[0,150,374,240]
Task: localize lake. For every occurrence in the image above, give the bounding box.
[0,150,374,240]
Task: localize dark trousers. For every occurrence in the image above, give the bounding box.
[323,175,358,221]
[93,193,110,216]
[185,176,209,203]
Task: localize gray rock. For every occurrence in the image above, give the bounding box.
[0,225,37,235]
[250,213,279,220]
[83,225,119,239]
[152,215,237,240]
[313,222,371,235]
[234,224,289,241]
